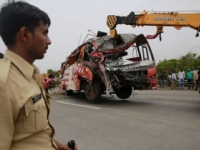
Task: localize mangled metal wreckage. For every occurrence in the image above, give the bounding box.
[59,32,157,102]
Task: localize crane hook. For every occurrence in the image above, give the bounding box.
[156,26,163,41]
[159,33,162,41]
[195,26,200,37]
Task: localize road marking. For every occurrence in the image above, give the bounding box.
[136,97,146,99]
[57,101,102,110]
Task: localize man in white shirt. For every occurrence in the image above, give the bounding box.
[193,67,198,90]
[197,67,200,93]
[178,69,185,90]
[167,72,172,87]
[171,70,177,89]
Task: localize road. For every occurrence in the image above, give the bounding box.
[50,89,200,150]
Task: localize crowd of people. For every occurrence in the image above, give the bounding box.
[159,67,200,92]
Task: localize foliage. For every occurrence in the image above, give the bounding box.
[156,52,200,78]
[47,69,59,78]
[156,59,178,74]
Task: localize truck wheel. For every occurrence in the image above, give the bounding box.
[115,86,132,99]
[65,90,73,96]
[85,81,101,102]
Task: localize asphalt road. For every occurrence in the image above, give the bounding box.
[50,89,200,150]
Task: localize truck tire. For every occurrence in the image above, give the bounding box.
[115,86,132,99]
[65,90,73,96]
[85,81,101,102]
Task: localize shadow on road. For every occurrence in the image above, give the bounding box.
[53,92,152,107]
[52,92,200,115]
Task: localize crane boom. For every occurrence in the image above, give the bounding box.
[107,11,200,39]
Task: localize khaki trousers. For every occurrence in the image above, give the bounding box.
[171,79,176,89]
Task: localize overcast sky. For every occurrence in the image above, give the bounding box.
[0,0,200,73]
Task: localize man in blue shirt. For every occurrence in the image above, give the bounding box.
[186,69,193,89]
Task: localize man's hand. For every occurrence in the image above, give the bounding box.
[62,143,78,150]
[54,140,78,150]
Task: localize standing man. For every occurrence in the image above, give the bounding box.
[178,68,185,90]
[186,69,193,89]
[171,70,177,89]
[43,78,49,94]
[159,72,165,88]
[193,67,199,90]
[198,67,200,93]
[167,71,172,87]
[0,1,77,150]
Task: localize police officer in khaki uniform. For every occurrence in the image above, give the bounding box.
[0,1,77,150]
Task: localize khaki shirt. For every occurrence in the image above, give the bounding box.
[0,50,57,150]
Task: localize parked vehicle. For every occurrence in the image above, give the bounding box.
[41,73,57,89]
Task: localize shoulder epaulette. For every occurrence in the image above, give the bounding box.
[0,58,11,85]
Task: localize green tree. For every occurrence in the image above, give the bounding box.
[156,59,178,75]
[156,52,199,76]
[177,52,197,70]
[47,69,59,78]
